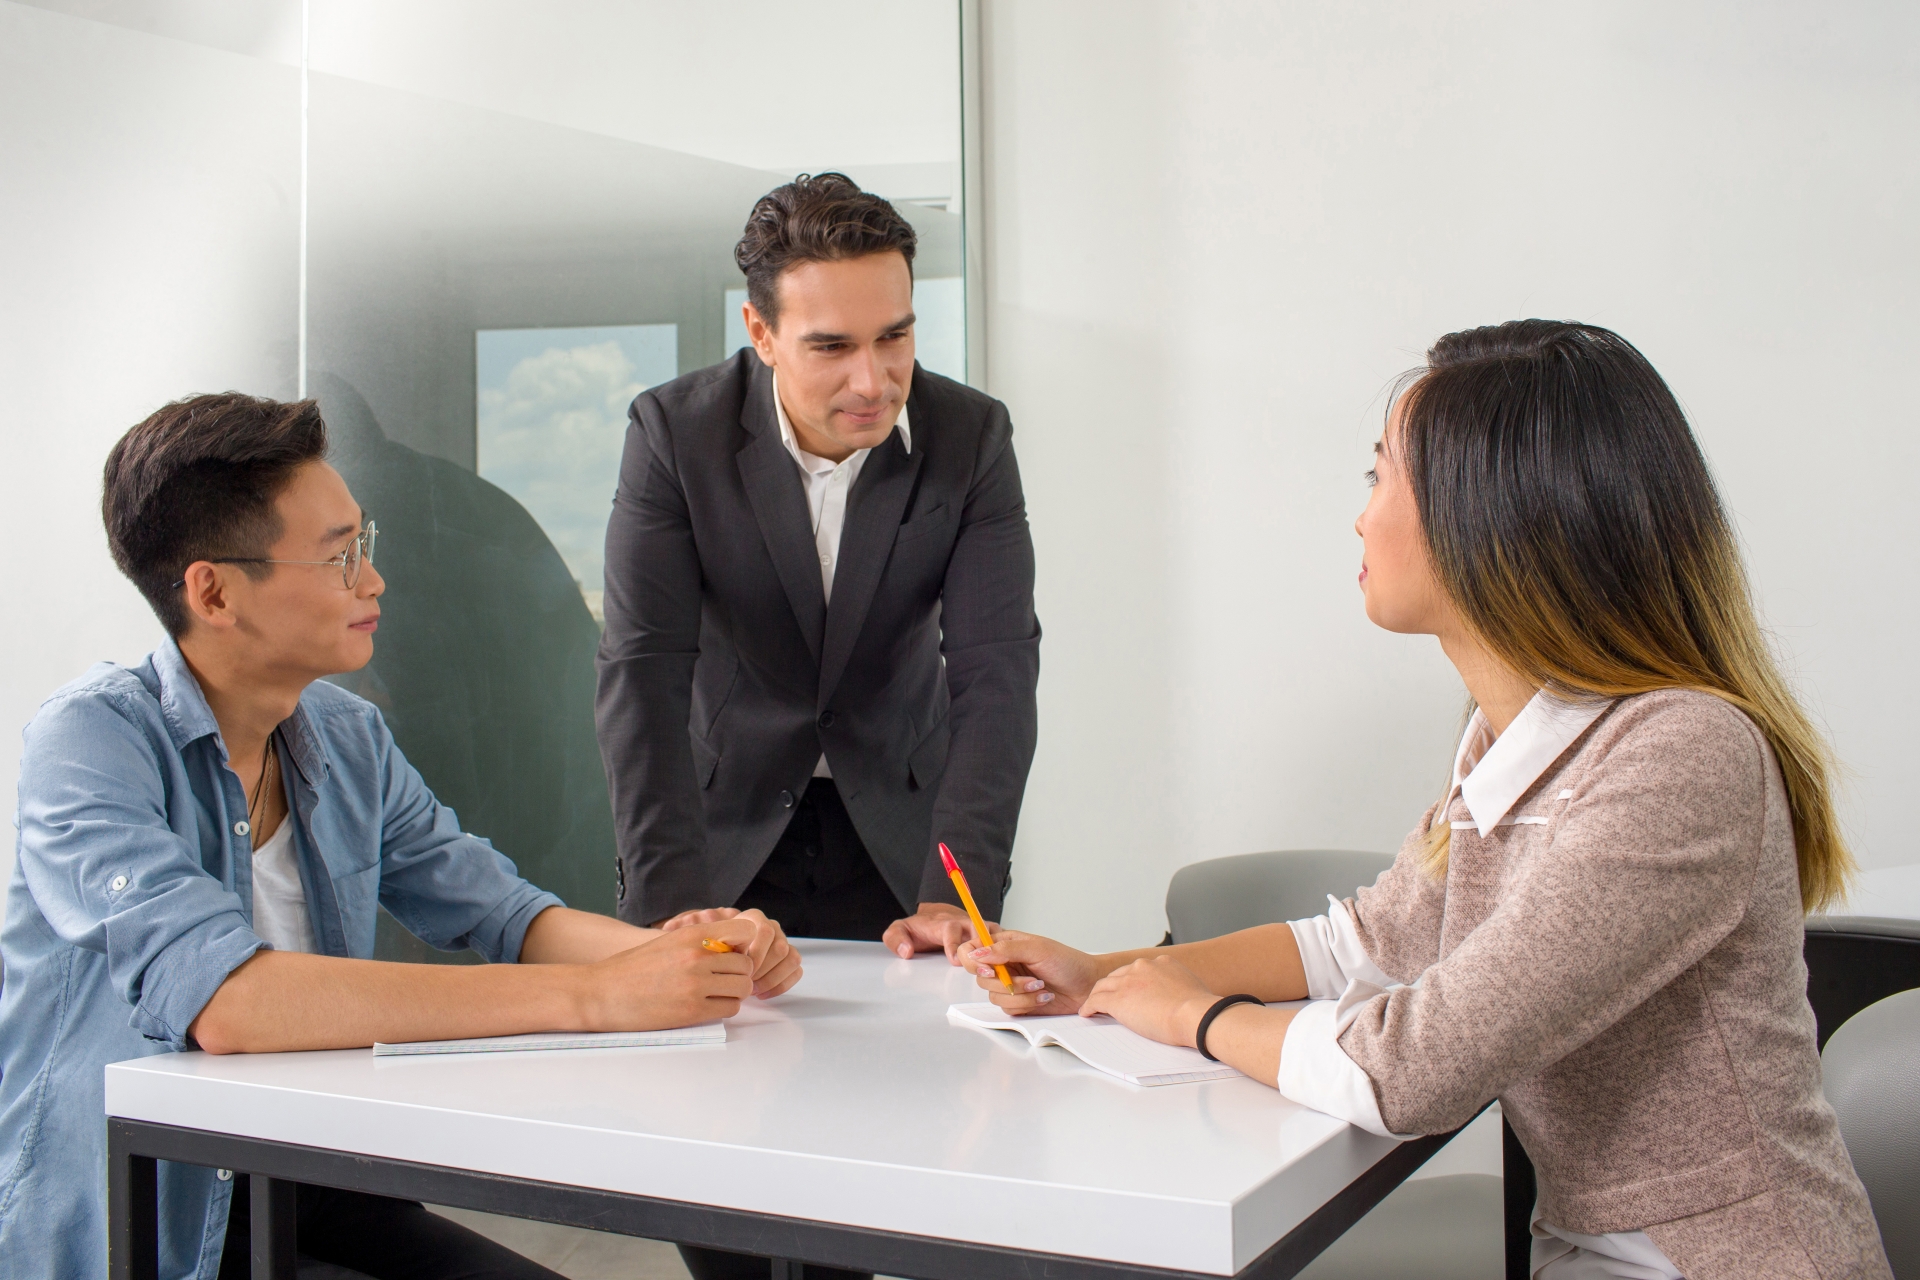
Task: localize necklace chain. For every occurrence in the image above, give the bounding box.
[247,730,277,844]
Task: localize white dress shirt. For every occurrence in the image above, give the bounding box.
[772,373,912,779]
[249,813,317,954]
[1277,690,1681,1279]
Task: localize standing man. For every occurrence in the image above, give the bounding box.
[597,172,1039,963]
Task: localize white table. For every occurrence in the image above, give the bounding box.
[106,940,1458,1280]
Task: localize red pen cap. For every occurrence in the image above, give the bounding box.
[938,842,959,875]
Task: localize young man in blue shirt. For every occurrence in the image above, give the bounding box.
[0,393,801,1280]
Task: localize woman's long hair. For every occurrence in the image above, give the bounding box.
[1400,320,1850,911]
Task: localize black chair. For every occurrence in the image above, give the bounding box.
[1803,916,1920,1047]
[1501,915,1920,1278]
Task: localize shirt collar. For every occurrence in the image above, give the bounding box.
[1449,690,1612,836]
[150,635,330,782]
[152,636,220,753]
[772,371,911,465]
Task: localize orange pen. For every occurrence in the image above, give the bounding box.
[700,938,734,954]
[939,842,1015,990]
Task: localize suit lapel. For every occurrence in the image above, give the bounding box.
[736,369,826,662]
[818,427,922,707]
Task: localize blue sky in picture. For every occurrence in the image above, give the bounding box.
[475,324,678,603]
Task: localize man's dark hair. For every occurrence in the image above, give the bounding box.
[733,172,918,329]
[102,393,329,637]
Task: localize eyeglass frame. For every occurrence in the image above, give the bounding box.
[170,521,378,591]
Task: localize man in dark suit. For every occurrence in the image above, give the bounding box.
[596,171,1039,961]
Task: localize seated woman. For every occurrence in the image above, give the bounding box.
[969,321,1890,1279]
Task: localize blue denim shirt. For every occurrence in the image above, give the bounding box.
[0,640,563,1280]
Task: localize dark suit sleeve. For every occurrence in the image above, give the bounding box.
[595,394,709,924]
[917,404,1041,918]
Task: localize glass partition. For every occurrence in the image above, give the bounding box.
[9,0,965,959]
[296,2,967,955]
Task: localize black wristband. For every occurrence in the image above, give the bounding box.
[1194,994,1264,1062]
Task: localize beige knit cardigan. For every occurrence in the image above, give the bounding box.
[1341,690,1890,1280]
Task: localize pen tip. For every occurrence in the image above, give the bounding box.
[938,842,958,873]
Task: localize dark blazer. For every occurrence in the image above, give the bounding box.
[595,350,1039,925]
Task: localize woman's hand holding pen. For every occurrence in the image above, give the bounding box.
[967,932,1108,1015]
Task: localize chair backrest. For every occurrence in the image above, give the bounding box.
[1803,915,1920,1048]
[1821,988,1920,1279]
[1165,850,1397,945]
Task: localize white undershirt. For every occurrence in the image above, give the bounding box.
[1279,691,1680,1279]
[249,813,317,955]
[772,373,912,779]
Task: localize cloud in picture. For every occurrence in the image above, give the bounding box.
[476,324,677,598]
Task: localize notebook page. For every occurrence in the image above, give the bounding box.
[1044,1017,1241,1084]
[373,1024,726,1057]
[948,1004,1241,1085]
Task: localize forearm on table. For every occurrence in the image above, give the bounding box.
[1189,1000,1297,1086]
[1100,923,1309,1001]
[189,948,590,1054]
[519,905,657,963]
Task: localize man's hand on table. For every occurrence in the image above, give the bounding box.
[655,906,741,932]
[652,906,802,999]
[585,911,802,1028]
[882,902,998,962]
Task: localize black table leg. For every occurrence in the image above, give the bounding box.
[1502,1117,1536,1280]
[108,1120,159,1280]
[252,1175,297,1280]
[770,1262,805,1279]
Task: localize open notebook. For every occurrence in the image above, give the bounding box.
[373,1024,725,1057]
[948,1003,1243,1086]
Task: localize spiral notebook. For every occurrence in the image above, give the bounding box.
[947,1003,1242,1086]
[373,1024,726,1057]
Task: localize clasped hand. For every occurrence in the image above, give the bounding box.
[589,908,802,1031]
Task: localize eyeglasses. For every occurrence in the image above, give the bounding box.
[173,521,378,591]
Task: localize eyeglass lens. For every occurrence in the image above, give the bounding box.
[345,522,378,589]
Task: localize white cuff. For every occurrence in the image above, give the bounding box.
[1287,896,1395,1000]
[1277,978,1409,1138]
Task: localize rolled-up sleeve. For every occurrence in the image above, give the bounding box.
[1288,895,1397,1000]
[365,711,562,963]
[1280,898,1408,1136]
[15,691,264,1049]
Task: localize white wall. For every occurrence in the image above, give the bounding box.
[984,1,1920,951]
[0,2,299,894]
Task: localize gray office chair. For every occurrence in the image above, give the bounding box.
[1163,850,1502,1280]
[1163,849,1396,945]
[1804,915,1920,1048]
[1822,988,1920,1279]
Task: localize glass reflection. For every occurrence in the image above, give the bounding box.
[300,2,965,958]
[319,375,615,950]
[476,324,679,623]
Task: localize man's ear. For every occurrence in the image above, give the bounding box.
[742,301,777,367]
[179,562,240,632]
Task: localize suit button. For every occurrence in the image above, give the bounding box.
[818,711,835,729]
[779,790,794,808]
